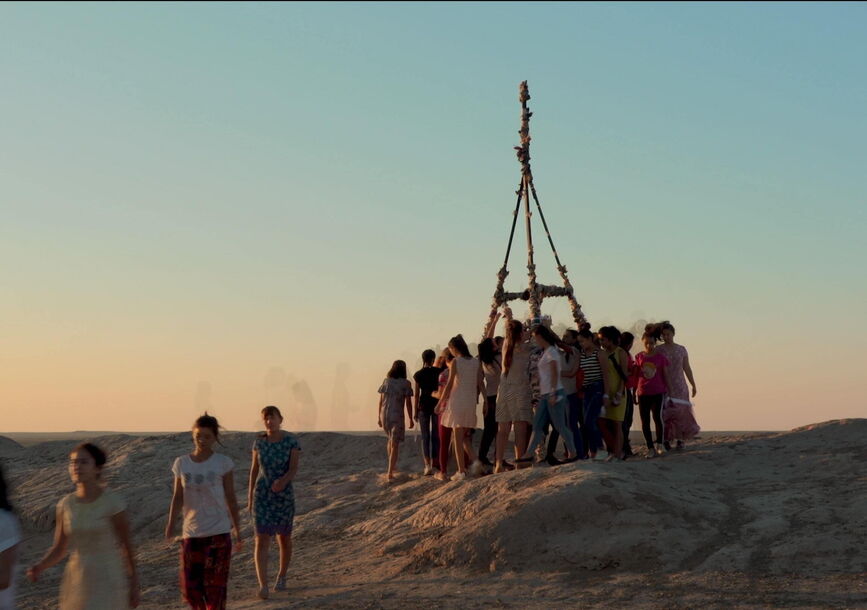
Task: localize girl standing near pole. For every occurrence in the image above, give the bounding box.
[165,414,243,608]
[248,406,301,599]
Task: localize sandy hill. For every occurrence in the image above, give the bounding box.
[0,435,23,458]
[4,421,866,608]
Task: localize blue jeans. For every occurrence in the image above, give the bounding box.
[545,392,584,459]
[527,389,576,456]
[582,380,604,455]
[418,410,440,465]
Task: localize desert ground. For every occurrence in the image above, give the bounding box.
[2,420,865,609]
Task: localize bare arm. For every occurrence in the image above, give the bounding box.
[482,311,501,340]
[413,379,421,419]
[275,448,301,489]
[222,471,243,544]
[27,503,68,580]
[599,351,613,399]
[377,393,385,427]
[0,544,18,591]
[477,362,485,402]
[164,477,184,540]
[546,359,558,403]
[110,510,140,607]
[247,449,260,512]
[439,361,457,406]
[683,352,697,396]
[405,393,414,428]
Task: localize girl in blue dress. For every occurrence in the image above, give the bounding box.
[247,406,301,600]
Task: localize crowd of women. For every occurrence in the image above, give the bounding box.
[377,314,700,481]
[0,406,300,609]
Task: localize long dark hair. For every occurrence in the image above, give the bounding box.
[598,326,622,345]
[0,462,12,513]
[387,360,407,379]
[503,320,524,376]
[478,338,497,366]
[620,331,635,351]
[532,325,560,347]
[448,335,471,358]
[194,412,222,443]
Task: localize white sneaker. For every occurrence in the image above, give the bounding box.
[450,471,467,481]
[469,460,484,477]
[423,465,433,476]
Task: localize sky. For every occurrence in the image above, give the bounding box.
[1,2,865,433]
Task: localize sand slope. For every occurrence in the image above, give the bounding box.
[4,421,866,608]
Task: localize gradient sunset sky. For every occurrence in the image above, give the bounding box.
[1,3,865,433]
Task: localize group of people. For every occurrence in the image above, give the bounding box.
[0,406,301,609]
[377,314,700,481]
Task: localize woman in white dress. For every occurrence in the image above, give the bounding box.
[436,335,485,481]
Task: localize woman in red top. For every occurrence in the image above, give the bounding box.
[635,324,672,458]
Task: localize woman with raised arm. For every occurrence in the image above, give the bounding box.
[248,406,301,599]
[27,443,140,609]
[515,325,579,464]
[165,413,243,607]
[658,321,701,450]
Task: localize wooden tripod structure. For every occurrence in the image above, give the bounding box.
[484,81,587,337]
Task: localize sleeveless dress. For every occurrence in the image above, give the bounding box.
[658,343,700,440]
[601,347,627,422]
[58,489,127,610]
[496,343,534,423]
[441,357,480,429]
[253,433,301,535]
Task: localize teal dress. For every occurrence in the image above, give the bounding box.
[253,433,300,535]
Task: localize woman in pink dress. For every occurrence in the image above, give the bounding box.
[658,321,700,449]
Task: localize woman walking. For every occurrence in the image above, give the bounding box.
[0,464,22,610]
[377,361,414,481]
[619,331,639,457]
[165,414,243,608]
[636,325,672,457]
[436,335,485,481]
[248,406,301,599]
[658,321,700,449]
[412,350,443,475]
[28,443,140,609]
[516,326,579,464]
[494,319,534,473]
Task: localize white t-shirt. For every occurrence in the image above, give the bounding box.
[538,346,564,395]
[0,509,21,610]
[171,453,234,539]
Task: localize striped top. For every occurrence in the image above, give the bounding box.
[579,349,603,386]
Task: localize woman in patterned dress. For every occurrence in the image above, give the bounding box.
[248,406,301,599]
[658,322,700,449]
[376,361,414,481]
